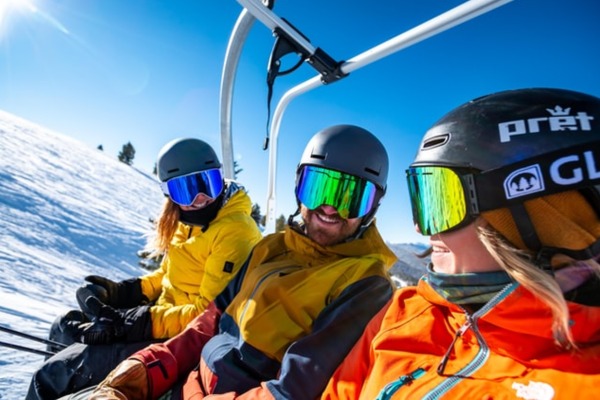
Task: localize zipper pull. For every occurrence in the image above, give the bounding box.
[375,367,426,400]
[437,319,471,376]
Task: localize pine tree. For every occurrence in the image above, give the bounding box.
[97,144,104,151]
[118,142,136,166]
[275,214,286,232]
[259,214,286,232]
[251,203,263,226]
[233,160,243,179]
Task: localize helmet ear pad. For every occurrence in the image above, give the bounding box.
[481,190,600,253]
[580,186,600,218]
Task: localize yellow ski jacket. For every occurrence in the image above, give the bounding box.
[140,182,262,339]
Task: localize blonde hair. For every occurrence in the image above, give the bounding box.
[145,198,180,257]
[477,223,600,349]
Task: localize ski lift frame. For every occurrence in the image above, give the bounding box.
[220,0,514,233]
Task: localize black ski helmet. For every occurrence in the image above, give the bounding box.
[295,124,388,227]
[298,124,388,191]
[410,87,600,253]
[411,88,600,172]
[157,138,222,182]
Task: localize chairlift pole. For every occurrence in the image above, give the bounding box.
[220,9,256,179]
[259,0,514,232]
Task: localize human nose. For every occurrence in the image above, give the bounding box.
[319,205,340,215]
[192,193,211,207]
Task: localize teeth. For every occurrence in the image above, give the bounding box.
[317,213,339,223]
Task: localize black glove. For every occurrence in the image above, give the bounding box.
[77,297,153,345]
[77,275,146,312]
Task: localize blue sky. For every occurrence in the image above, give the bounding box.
[1,0,599,244]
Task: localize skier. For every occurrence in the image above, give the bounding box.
[322,88,600,399]
[27,138,263,399]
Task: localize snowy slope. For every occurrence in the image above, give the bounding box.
[0,110,427,398]
[0,110,164,398]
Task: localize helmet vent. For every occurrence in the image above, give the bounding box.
[365,167,380,177]
[167,168,180,174]
[422,134,450,150]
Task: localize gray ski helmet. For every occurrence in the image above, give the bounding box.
[298,124,388,191]
[157,138,222,182]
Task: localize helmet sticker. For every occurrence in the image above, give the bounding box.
[498,105,594,143]
[502,149,600,201]
[504,165,545,199]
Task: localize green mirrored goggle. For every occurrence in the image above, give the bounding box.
[296,165,379,219]
[406,166,471,236]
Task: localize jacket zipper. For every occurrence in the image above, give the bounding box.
[422,283,518,399]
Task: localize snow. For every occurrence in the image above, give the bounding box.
[0,110,164,398]
[0,110,427,398]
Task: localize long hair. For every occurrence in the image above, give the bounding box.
[477,223,600,349]
[146,198,180,257]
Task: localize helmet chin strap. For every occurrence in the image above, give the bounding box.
[509,204,554,275]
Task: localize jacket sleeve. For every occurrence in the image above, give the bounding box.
[139,260,167,302]
[130,258,253,399]
[320,300,390,399]
[149,219,260,339]
[130,301,223,399]
[203,275,393,400]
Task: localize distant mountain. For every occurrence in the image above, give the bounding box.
[387,242,429,287]
[0,110,429,398]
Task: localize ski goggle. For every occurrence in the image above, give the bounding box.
[295,165,380,219]
[160,168,224,206]
[406,166,472,236]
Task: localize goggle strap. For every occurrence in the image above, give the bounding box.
[464,174,479,215]
[474,142,600,212]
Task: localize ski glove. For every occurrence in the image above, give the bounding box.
[89,358,149,400]
[77,275,146,312]
[78,297,153,345]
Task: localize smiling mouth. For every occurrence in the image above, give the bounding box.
[315,212,342,224]
[431,246,449,253]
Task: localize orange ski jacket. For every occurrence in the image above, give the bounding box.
[322,277,600,400]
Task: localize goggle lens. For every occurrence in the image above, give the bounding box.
[161,168,224,206]
[406,166,468,236]
[296,165,379,219]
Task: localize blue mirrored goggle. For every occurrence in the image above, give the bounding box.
[295,165,380,219]
[160,168,224,206]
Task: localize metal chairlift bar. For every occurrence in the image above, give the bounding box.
[220,8,256,179]
[262,0,514,232]
[236,0,317,56]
